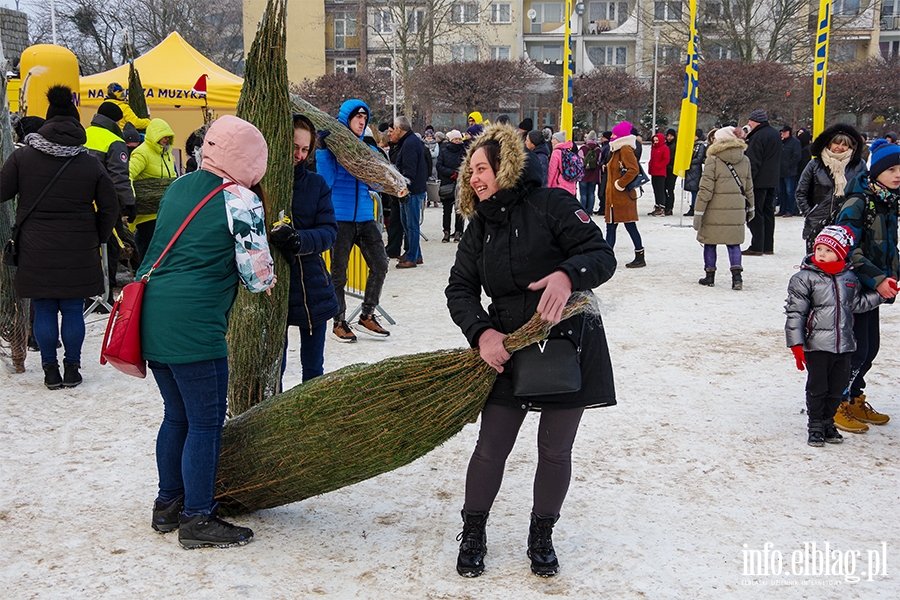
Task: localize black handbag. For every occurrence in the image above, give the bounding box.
[618,160,650,192]
[2,157,75,266]
[511,319,584,397]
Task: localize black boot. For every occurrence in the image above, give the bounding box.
[683,207,694,217]
[625,248,646,268]
[152,495,184,533]
[698,268,716,287]
[456,509,488,577]
[442,231,451,243]
[43,363,63,390]
[807,421,825,447]
[62,361,82,388]
[527,513,560,577]
[823,419,844,444]
[731,266,743,291]
[178,505,253,549]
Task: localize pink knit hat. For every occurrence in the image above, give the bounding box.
[201,115,268,188]
[611,121,632,140]
[815,225,854,261]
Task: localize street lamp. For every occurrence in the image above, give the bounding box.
[651,25,662,134]
[391,22,398,122]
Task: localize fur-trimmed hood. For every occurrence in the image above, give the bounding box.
[457,124,529,217]
[810,122,864,166]
[706,137,747,165]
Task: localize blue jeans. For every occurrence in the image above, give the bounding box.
[280,322,328,386]
[32,298,84,366]
[605,222,643,251]
[778,176,798,215]
[399,192,424,263]
[150,357,229,516]
[578,181,596,214]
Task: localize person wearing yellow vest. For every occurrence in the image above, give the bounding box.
[106,83,152,131]
[130,118,176,257]
[84,101,137,301]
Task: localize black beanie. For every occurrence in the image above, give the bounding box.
[348,105,368,121]
[518,118,533,131]
[97,101,124,122]
[45,85,80,120]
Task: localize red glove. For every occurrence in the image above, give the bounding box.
[790,346,806,371]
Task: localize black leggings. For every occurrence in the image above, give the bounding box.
[464,403,584,517]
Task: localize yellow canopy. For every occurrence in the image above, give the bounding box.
[80,32,242,109]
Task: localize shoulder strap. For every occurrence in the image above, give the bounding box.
[15,156,76,227]
[142,181,233,281]
[723,160,748,201]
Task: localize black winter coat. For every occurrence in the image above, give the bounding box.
[780,135,801,178]
[745,122,782,188]
[0,116,118,299]
[683,141,707,192]
[392,130,428,195]
[531,142,550,186]
[436,141,465,186]
[286,163,340,329]
[446,178,617,410]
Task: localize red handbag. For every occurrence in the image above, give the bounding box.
[100,182,232,377]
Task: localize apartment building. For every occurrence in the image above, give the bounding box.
[243,0,892,85]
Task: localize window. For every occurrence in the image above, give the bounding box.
[659,45,680,64]
[373,57,392,71]
[588,45,626,69]
[333,11,357,50]
[706,43,737,60]
[334,59,357,74]
[490,2,512,23]
[491,45,511,59]
[406,9,425,33]
[882,0,900,16]
[373,9,393,33]
[451,44,479,62]
[452,2,480,23]
[531,2,564,23]
[527,44,564,62]
[833,0,861,15]
[831,41,858,63]
[589,2,629,25]
[654,1,683,21]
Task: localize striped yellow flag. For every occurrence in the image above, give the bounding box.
[559,0,574,140]
[813,0,831,138]
[673,0,699,177]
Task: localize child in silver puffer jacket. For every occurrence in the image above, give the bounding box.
[784,225,885,447]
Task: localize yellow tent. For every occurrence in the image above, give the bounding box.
[79,32,243,157]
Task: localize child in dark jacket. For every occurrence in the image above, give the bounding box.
[784,226,884,447]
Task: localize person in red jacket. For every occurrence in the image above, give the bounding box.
[648,133,670,216]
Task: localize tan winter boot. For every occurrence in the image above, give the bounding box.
[846,394,890,425]
[833,401,869,433]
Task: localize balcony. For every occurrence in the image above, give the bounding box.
[881,15,900,30]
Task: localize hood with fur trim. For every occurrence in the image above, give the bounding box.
[457,124,529,217]
[810,123,864,167]
[706,137,747,164]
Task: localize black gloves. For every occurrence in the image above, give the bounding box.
[316,129,330,149]
[123,204,137,223]
[269,224,301,265]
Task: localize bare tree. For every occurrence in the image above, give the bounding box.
[291,71,393,126]
[574,68,649,130]
[413,58,539,116]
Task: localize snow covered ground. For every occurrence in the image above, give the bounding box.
[1,180,898,599]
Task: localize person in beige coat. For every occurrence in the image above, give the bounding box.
[693,127,755,289]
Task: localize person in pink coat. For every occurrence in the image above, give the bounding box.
[547,131,577,194]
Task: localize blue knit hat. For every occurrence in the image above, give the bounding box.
[869,138,900,182]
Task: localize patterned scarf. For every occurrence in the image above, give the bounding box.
[24,133,85,157]
[866,177,900,211]
[819,146,853,198]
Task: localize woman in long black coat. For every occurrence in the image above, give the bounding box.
[445,124,617,578]
[0,86,118,389]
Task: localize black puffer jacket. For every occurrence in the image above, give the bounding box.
[0,116,118,299]
[683,140,707,192]
[446,125,617,410]
[436,141,466,186]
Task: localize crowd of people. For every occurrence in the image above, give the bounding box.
[2,88,898,575]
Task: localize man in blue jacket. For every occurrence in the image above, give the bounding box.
[316,100,390,341]
[389,116,428,268]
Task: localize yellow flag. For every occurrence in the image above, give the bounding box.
[559,0,574,140]
[673,0,699,177]
[813,0,831,138]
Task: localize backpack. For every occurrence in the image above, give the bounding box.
[582,144,598,171]
[560,147,584,182]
